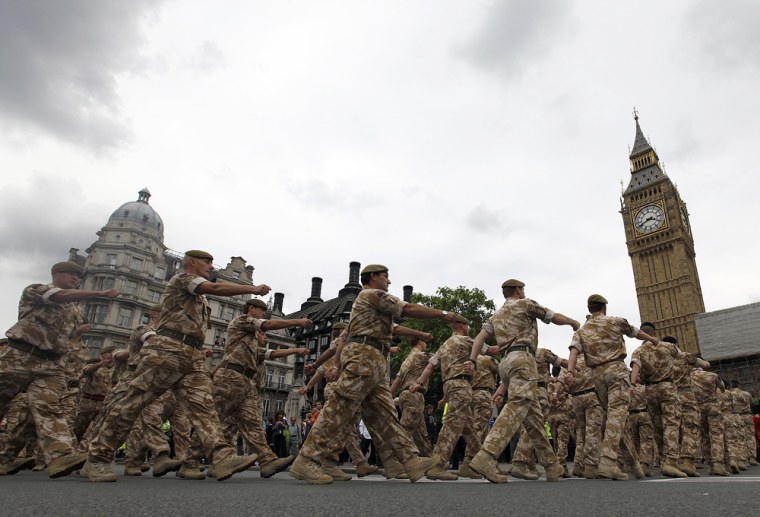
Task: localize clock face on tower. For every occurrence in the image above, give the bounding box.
[634,204,666,233]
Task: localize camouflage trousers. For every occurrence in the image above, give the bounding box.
[572,391,603,468]
[626,409,654,467]
[743,415,755,462]
[300,342,418,465]
[0,347,76,465]
[124,394,171,468]
[512,385,550,466]
[678,390,700,461]
[481,351,557,467]
[697,400,724,465]
[0,393,39,464]
[592,360,638,465]
[88,337,234,464]
[161,391,204,468]
[72,397,103,443]
[213,368,278,466]
[398,389,434,457]
[323,382,367,464]
[470,388,494,444]
[434,378,480,464]
[548,402,573,464]
[60,386,80,429]
[645,381,681,466]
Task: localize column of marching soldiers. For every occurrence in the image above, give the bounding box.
[0,254,757,483]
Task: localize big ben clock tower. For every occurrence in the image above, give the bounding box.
[620,112,705,354]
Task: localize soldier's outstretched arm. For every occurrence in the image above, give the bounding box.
[468,328,491,363]
[50,288,119,303]
[196,282,270,297]
[410,363,436,393]
[401,303,458,323]
[393,325,433,342]
[551,313,580,331]
[269,347,308,360]
[261,318,313,332]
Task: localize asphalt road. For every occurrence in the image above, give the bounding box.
[1,463,758,517]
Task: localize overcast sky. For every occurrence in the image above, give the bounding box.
[1,0,759,359]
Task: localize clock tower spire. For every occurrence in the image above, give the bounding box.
[620,111,705,353]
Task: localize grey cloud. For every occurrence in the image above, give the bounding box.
[682,0,760,73]
[456,0,574,80]
[466,204,506,234]
[184,40,225,72]
[0,174,110,259]
[291,177,377,214]
[0,0,165,152]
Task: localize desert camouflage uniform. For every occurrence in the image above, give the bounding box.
[734,389,755,463]
[299,288,420,465]
[73,362,112,443]
[690,368,725,466]
[212,315,281,468]
[88,273,236,465]
[396,347,435,457]
[512,347,562,468]
[428,334,480,466]
[673,354,700,464]
[0,284,81,466]
[61,337,89,428]
[561,354,602,470]
[626,383,654,468]
[719,389,741,468]
[630,340,686,467]
[548,375,573,465]
[570,313,640,467]
[478,298,559,469]
[470,356,498,445]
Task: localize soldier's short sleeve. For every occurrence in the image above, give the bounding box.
[526,299,553,324]
[185,275,208,295]
[545,349,561,367]
[569,331,583,353]
[374,291,407,319]
[482,320,495,337]
[237,316,264,332]
[618,318,639,338]
[140,329,157,343]
[630,348,642,368]
[25,284,61,305]
[428,351,441,367]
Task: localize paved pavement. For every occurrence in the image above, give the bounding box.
[1,463,758,516]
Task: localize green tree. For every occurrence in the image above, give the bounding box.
[391,286,496,405]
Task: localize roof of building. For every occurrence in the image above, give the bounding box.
[695,302,760,361]
[624,163,669,195]
[108,188,164,237]
[630,115,653,158]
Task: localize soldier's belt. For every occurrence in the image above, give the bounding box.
[677,386,693,393]
[8,340,63,361]
[348,335,390,356]
[156,328,204,349]
[537,381,547,388]
[473,386,493,392]
[571,387,595,396]
[81,392,105,401]
[629,408,647,415]
[444,374,472,383]
[504,344,535,357]
[730,410,739,414]
[66,380,79,388]
[127,365,137,371]
[742,412,752,415]
[644,378,673,386]
[222,362,257,379]
[402,386,426,394]
[590,356,625,368]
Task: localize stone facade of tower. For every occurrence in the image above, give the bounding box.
[619,116,705,354]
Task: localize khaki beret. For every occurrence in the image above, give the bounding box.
[51,262,84,275]
[587,294,608,305]
[501,279,525,288]
[150,304,162,313]
[361,264,388,275]
[333,322,347,330]
[100,345,115,355]
[245,298,268,310]
[185,250,214,261]
[453,314,470,324]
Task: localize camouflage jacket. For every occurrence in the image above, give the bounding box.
[81,364,112,397]
[630,340,682,383]
[158,273,210,340]
[629,383,647,411]
[6,283,82,354]
[569,313,638,368]
[482,298,554,354]
[536,348,562,384]
[471,355,499,390]
[346,288,407,344]
[690,368,721,404]
[397,348,432,391]
[429,333,473,382]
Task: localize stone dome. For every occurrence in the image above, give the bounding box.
[108,188,164,237]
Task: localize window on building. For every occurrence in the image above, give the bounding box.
[321,335,330,348]
[233,271,241,280]
[266,371,273,388]
[154,266,166,280]
[117,307,134,328]
[278,372,285,390]
[224,307,235,321]
[130,256,144,271]
[86,304,109,324]
[262,395,270,417]
[147,290,161,303]
[86,338,103,357]
[106,254,118,268]
[95,277,115,290]
[308,338,317,351]
[275,399,284,412]
[141,313,150,324]
[123,279,138,296]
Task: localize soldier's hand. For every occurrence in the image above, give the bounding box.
[295,348,309,357]
[326,366,340,382]
[256,332,267,346]
[437,399,446,410]
[102,288,119,298]
[203,348,212,358]
[421,332,433,342]
[299,319,313,328]
[389,346,400,354]
[464,361,474,376]
[564,371,574,385]
[252,284,271,296]
[409,383,419,393]
[570,319,581,331]
[700,359,710,368]
[77,323,93,334]
[492,393,504,406]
